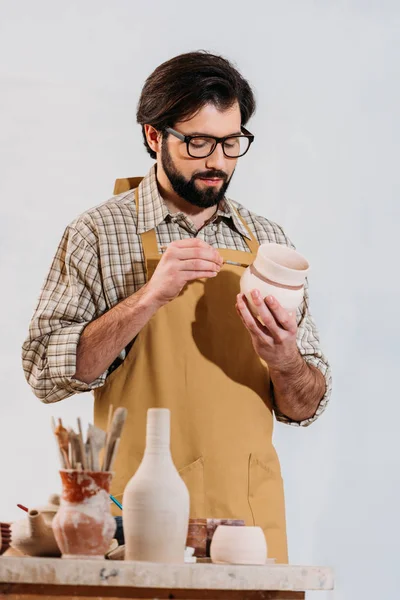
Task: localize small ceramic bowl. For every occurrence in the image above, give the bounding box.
[205,518,245,556]
[240,242,309,314]
[210,525,267,565]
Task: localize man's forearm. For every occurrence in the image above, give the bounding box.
[269,353,326,422]
[74,284,160,384]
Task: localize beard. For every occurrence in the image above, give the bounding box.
[161,139,234,209]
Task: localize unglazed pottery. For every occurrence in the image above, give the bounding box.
[10,494,61,557]
[123,408,190,563]
[240,242,309,314]
[52,470,116,559]
[205,518,245,556]
[210,525,267,565]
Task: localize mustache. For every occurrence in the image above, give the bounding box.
[194,171,228,181]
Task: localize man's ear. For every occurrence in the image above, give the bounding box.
[144,124,162,154]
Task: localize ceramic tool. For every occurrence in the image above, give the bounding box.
[102,408,127,471]
[53,418,71,468]
[76,418,87,470]
[107,438,120,472]
[50,415,124,474]
[87,424,107,471]
[102,404,114,468]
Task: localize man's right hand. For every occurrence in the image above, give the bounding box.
[146,238,223,307]
[74,239,222,385]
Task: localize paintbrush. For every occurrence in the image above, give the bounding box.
[160,246,247,267]
[87,424,107,471]
[108,437,121,472]
[76,418,87,470]
[101,404,113,470]
[53,418,71,468]
[102,408,127,471]
[68,428,83,469]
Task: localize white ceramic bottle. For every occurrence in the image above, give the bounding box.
[122,408,190,563]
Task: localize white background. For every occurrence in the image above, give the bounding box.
[0,1,399,598]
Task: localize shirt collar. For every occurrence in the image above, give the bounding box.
[136,164,251,240]
[216,197,252,240]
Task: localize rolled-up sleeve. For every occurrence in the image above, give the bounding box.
[22,217,108,403]
[273,277,332,427]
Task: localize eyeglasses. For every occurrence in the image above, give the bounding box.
[164,126,255,159]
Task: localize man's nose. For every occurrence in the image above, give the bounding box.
[205,143,228,172]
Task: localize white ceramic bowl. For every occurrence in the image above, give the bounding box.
[210,525,267,565]
[240,242,309,314]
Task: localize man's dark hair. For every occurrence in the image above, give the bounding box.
[136,50,256,159]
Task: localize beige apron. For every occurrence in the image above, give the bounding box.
[94,180,288,563]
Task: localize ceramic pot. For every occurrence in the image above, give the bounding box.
[123,408,190,563]
[210,525,267,565]
[186,518,207,558]
[52,470,116,559]
[240,242,309,315]
[10,494,61,557]
[205,518,245,556]
[0,522,11,555]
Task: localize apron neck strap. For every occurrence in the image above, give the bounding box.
[135,187,161,259]
[230,206,259,254]
[135,187,259,262]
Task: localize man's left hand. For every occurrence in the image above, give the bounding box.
[236,290,299,370]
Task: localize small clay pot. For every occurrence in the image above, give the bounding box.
[0,523,11,555]
[205,519,245,556]
[10,494,61,557]
[52,470,116,559]
[240,242,309,315]
[186,519,207,557]
[186,518,246,557]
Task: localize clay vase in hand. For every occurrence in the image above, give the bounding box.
[210,525,267,565]
[52,471,116,559]
[123,408,190,563]
[240,242,309,316]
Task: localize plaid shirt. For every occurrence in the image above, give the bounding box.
[22,165,332,426]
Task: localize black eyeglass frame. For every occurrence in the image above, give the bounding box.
[164,126,255,159]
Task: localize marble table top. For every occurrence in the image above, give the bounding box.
[0,556,333,592]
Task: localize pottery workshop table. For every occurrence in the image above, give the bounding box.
[0,556,333,599]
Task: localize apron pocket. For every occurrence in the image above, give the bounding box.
[178,457,205,518]
[248,453,287,536]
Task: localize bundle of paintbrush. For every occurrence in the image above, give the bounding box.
[51,407,127,472]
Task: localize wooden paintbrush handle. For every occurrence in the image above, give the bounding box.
[106,438,120,472]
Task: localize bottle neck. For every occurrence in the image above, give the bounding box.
[144,409,171,456]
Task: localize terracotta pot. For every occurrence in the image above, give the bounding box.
[240,242,309,315]
[186,519,207,557]
[123,408,190,563]
[210,525,267,565]
[52,470,116,559]
[0,523,11,555]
